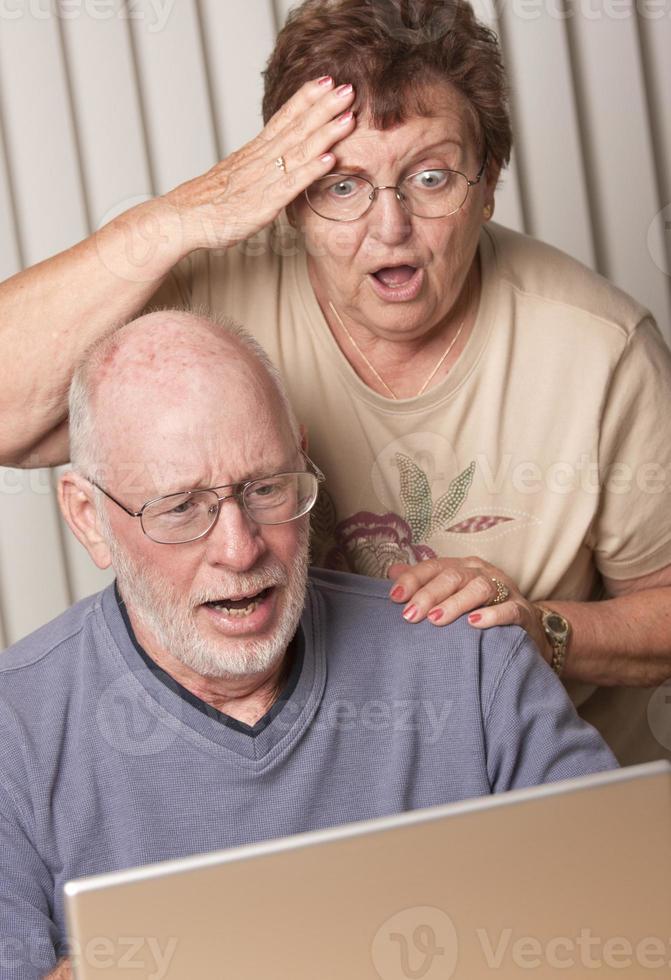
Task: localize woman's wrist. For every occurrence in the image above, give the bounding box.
[539,593,671,688]
[94,197,193,285]
[534,604,572,675]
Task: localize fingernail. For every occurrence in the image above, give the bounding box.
[390,585,404,601]
[320,152,334,163]
[336,83,353,96]
[318,75,333,86]
[428,609,442,623]
[403,604,418,622]
[468,613,482,624]
[337,111,353,125]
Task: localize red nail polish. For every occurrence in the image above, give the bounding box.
[428,609,442,623]
[403,605,417,622]
[337,111,353,125]
[468,613,482,624]
[390,586,404,601]
[318,75,333,86]
[336,83,353,96]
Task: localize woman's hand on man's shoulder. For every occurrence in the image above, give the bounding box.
[388,556,553,663]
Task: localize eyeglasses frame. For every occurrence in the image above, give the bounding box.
[304,155,489,223]
[85,450,325,545]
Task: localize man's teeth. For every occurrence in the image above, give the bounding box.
[210,599,261,618]
[207,589,269,617]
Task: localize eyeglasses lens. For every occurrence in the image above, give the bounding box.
[141,474,319,543]
[305,171,469,220]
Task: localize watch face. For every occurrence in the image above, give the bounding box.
[545,613,568,637]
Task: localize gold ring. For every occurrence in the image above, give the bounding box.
[275,155,287,173]
[489,577,510,606]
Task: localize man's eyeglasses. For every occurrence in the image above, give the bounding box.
[304,157,488,222]
[86,452,324,545]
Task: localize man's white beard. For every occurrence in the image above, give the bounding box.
[105,521,310,680]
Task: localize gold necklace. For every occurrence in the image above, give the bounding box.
[328,295,468,400]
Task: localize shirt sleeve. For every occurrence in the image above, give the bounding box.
[588,317,671,580]
[483,631,618,792]
[0,780,60,979]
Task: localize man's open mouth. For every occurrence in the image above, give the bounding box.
[204,587,273,618]
[371,265,418,288]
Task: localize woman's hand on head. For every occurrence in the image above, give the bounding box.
[162,77,356,253]
[388,557,552,663]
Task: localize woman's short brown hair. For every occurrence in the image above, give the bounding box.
[262,0,512,169]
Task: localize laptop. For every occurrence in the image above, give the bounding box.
[65,761,671,979]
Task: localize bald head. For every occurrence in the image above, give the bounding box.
[69,310,299,480]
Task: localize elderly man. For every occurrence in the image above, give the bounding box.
[0,310,614,980]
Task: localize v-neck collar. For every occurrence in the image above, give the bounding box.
[114,583,305,738]
[99,582,327,766]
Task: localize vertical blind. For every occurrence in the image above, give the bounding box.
[0,0,669,648]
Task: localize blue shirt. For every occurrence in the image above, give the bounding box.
[0,569,615,977]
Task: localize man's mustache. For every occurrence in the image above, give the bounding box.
[190,561,289,606]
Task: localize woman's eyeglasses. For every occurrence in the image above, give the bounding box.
[305,157,488,222]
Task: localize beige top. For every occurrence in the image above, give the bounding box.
[152,220,671,765]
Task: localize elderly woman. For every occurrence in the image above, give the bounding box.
[0,0,670,765]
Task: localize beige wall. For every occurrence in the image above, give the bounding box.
[0,0,669,648]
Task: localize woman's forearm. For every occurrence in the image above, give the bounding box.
[0,198,187,467]
[0,80,358,469]
[550,587,671,687]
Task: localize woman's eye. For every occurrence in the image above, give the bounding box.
[412,170,449,190]
[329,179,359,198]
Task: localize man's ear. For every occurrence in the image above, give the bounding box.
[57,471,113,570]
[299,423,309,454]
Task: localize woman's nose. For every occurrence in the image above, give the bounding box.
[367,186,413,245]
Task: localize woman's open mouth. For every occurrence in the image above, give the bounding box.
[368,265,424,302]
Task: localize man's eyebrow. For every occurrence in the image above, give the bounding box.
[148,481,201,498]
[236,458,301,484]
[156,459,298,496]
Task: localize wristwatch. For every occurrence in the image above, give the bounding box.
[536,606,571,676]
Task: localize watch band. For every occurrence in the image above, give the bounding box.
[536,606,571,677]
[550,639,568,677]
